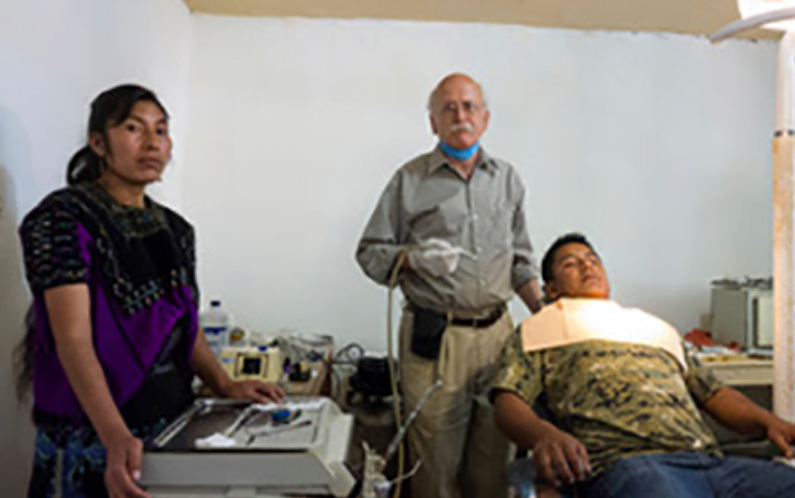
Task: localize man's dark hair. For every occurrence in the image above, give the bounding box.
[541,232,598,284]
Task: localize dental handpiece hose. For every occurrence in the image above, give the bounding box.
[384,380,443,463]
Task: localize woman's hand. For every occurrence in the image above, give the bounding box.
[103,429,150,498]
[220,379,285,404]
[190,329,285,404]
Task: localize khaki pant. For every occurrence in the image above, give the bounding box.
[399,307,513,498]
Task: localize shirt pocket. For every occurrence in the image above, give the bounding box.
[484,201,514,250]
[407,201,468,241]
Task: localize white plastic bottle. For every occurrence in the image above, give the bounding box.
[200,299,230,357]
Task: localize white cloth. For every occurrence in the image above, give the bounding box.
[195,433,237,448]
[407,238,464,277]
[520,298,687,371]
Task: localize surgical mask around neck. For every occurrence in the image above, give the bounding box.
[439,140,480,162]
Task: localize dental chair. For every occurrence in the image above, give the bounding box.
[506,455,539,498]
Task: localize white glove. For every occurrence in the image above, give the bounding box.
[407,238,464,277]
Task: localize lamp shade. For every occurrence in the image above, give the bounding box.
[739,0,795,30]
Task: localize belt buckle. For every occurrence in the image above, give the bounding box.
[472,308,496,328]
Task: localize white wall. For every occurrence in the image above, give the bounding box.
[184,16,776,352]
[0,0,191,495]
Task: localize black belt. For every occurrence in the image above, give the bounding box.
[409,304,505,329]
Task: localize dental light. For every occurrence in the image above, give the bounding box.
[711,0,795,420]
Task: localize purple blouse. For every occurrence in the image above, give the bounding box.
[20,182,199,424]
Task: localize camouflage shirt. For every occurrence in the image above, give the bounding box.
[492,331,723,476]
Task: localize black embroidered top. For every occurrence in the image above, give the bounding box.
[20,182,200,423]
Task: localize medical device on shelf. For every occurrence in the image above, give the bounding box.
[219,345,284,383]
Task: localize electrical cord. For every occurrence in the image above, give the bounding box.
[334,247,413,497]
[333,342,366,365]
[328,342,364,401]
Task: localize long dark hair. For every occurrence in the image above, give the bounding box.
[14,84,169,402]
[66,84,169,185]
[13,307,37,402]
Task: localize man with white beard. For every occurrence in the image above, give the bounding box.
[356,73,544,498]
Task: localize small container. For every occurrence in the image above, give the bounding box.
[201,299,231,357]
[227,327,249,347]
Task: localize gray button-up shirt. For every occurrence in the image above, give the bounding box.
[356,146,539,313]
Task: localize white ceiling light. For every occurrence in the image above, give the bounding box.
[738,0,795,30]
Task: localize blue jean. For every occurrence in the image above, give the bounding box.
[581,452,795,498]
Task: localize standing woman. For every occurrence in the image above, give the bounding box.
[16,84,283,498]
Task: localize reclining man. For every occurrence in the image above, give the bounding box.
[491,232,795,498]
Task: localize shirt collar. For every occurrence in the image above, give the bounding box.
[428,144,496,175]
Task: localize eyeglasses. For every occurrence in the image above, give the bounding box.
[438,101,483,116]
